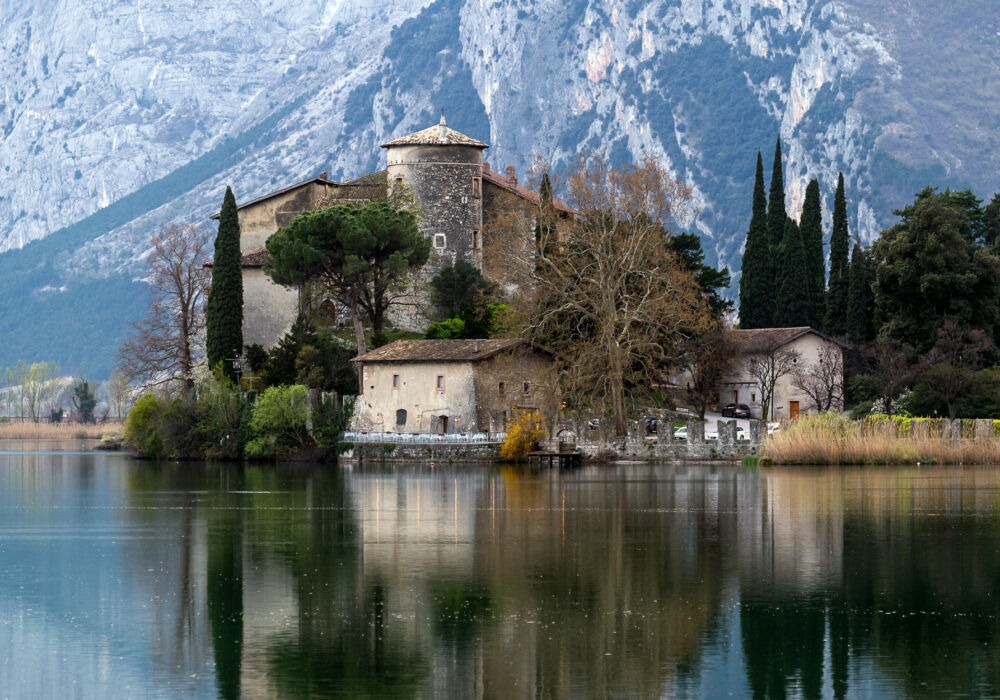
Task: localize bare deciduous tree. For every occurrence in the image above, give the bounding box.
[118,224,210,396]
[745,340,801,421]
[680,326,739,420]
[525,153,711,435]
[792,344,844,413]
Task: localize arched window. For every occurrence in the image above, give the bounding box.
[395,409,407,426]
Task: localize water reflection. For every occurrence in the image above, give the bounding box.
[1,447,1000,698]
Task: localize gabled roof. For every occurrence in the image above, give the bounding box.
[209,175,339,219]
[352,338,537,363]
[204,247,269,269]
[482,167,575,214]
[381,113,488,149]
[730,326,844,350]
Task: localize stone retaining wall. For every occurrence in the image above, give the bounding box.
[341,418,765,463]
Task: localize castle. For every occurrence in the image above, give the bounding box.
[210,114,570,350]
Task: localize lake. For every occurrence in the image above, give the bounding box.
[0,442,998,698]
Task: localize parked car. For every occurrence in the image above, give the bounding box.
[587,419,600,431]
[721,403,751,418]
[673,425,687,441]
[644,417,659,435]
[736,425,748,441]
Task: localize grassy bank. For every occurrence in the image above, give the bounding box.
[763,413,1000,465]
[0,422,123,440]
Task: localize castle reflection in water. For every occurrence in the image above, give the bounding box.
[0,450,999,698]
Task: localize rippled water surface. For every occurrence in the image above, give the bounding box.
[1,442,1000,698]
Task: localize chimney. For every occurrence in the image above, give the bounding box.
[318,171,328,180]
[438,109,447,140]
[505,165,517,186]
[474,340,480,353]
[483,161,490,172]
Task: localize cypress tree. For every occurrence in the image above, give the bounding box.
[767,138,787,276]
[825,173,850,336]
[739,151,772,328]
[206,186,244,381]
[799,178,825,328]
[846,242,875,345]
[774,218,810,327]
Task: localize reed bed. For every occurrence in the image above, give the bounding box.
[762,413,1000,465]
[0,422,123,440]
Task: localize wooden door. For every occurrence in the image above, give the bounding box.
[438,416,448,434]
[789,401,800,420]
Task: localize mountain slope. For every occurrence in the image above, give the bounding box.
[0,0,996,376]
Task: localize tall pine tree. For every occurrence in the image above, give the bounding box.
[774,218,811,326]
[767,138,787,285]
[206,186,244,381]
[846,242,875,344]
[799,178,825,328]
[739,151,772,328]
[825,173,850,336]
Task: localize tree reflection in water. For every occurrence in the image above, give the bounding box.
[108,460,1000,698]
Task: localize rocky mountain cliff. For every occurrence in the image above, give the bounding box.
[1,0,997,375]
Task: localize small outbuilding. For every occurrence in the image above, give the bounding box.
[350,339,557,435]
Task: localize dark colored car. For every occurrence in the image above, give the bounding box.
[644,417,659,435]
[722,403,751,419]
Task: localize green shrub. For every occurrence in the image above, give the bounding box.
[124,393,166,458]
[196,375,251,459]
[424,317,465,339]
[245,385,313,457]
[159,398,200,459]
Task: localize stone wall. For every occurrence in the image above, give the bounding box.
[344,442,501,463]
[545,418,766,460]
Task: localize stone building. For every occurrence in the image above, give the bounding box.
[350,339,556,435]
[717,327,844,420]
[208,114,572,350]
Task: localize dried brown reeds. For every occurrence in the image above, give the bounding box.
[763,413,1000,465]
[0,422,123,440]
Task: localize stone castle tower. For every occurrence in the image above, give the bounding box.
[381,112,488,274]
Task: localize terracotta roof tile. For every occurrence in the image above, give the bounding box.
[381,115,488,149]
[729,327,840,350]
[481,168,574,214]
[204,247,269,269]
[352,338,532,363]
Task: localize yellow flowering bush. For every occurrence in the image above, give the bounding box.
[500,409,546,461]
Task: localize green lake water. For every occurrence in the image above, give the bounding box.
[1,442,999,698]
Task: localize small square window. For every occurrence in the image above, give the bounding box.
[751,393,756,402]
[472,177,482,198]
[436,375,445,391]
[498,381,505,397]
[433,234,447,249]
[392,374,400,389]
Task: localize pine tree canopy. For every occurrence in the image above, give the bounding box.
[206,186,244,381]
[775,217,810,327]
[825,172,850,336]
[666,232,733,320]
[739,151,772,329]
[800,178,825,328]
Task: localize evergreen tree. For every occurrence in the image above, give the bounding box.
[206,186,244,381]
[825,173,850,336]
[72,379,97,424]
[666,232,733,320]
[774,218,810,326]
[767,138,787,277]
[846,242,875,345]
[739,151,772,328]
[800,178,825,328]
